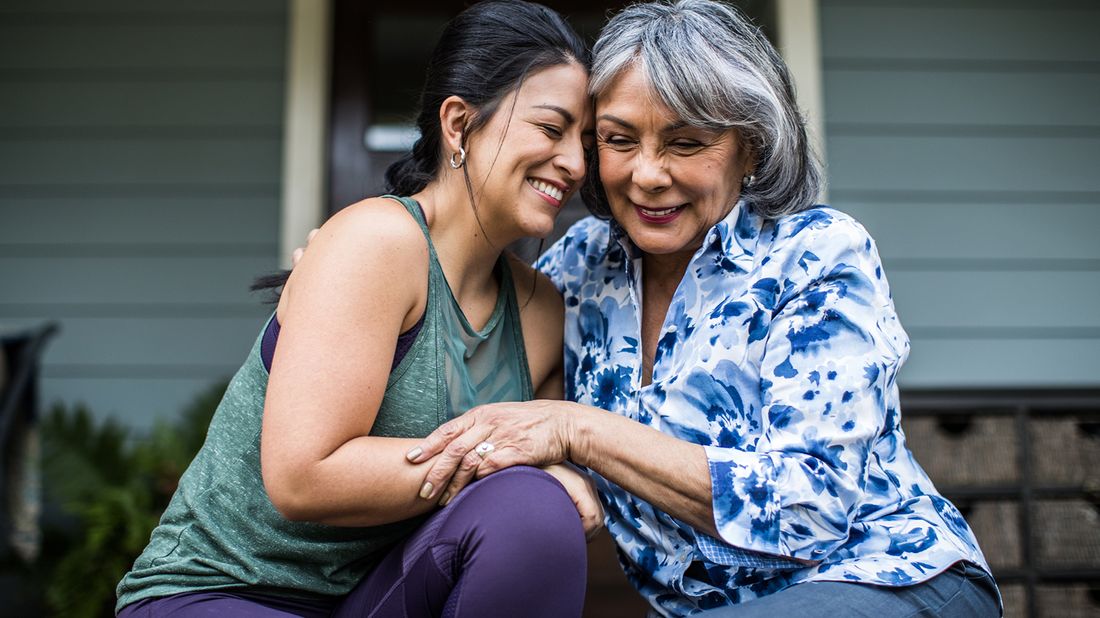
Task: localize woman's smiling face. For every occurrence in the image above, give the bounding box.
[464,61,593,241]
[595,64,752,260]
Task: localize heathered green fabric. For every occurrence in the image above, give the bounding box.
[116,196,533,611]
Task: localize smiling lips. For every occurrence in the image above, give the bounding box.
[527,178,566,206]
[635,203,686,224]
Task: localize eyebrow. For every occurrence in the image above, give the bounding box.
[597,114,690,133]
[597,114,634,130]
[534,104,575,125]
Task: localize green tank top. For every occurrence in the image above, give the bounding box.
[116,196,534,610]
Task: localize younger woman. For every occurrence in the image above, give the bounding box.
[116,2,597,616]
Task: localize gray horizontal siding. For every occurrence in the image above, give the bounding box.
[843,201,1100,261]
[0,317,263,368]
[829,136,1098,193]
[0,1,284,13]
[826,71,1100,127]
[905,339,1100,388]
[887,271,1100,329]
[0,22,285,71]
[0,1,286,428]
[0,138,281,186]
[0,257,276,304]
[821,0,1100,388]
[822,6,1099,62]
[0,197,278,245]
[0,80,284,129]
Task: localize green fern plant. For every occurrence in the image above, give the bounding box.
[40,381,226,617]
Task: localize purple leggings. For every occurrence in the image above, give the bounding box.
[118,466,587,617]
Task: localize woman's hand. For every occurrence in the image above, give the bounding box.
[407,400,579,504]
[290,228,320,267]
[541,463,604,542]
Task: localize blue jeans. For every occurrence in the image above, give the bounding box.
[697,561,1000,617]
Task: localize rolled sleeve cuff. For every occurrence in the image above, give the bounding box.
[700,446,802,568]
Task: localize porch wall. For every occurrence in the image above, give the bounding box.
[0,0,288,430]
[820,0,1100,388]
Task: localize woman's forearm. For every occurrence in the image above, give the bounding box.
[566,403,719,537]
[265,435,441,527]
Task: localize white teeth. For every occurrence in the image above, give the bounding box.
[528,178,563,202]
[641,206,680,217]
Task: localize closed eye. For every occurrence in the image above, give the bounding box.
[670,139,705,153]
[540,124,564,139]
[599,133,636,150]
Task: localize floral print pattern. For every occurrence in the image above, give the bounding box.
[537,202,992,616]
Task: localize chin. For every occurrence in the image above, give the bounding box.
[518,216,557,240]
[619,224,688,256]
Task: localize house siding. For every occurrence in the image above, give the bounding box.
[0,0,287,430]
[820,0,1100,387]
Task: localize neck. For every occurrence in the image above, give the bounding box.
[641,249,694,295]
[413,174,513,301]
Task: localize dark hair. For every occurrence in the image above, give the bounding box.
[253,0,589,299]
[385,0,590,196]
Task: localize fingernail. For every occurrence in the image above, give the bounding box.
[438,491,451,507]
[419,482,433,499]
[406,447,423,462]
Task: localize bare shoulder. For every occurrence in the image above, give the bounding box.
[298,197,428,281]
[324,197,428,256]
[279,197,429,323]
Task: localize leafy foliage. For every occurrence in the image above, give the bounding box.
[39,381,227,617]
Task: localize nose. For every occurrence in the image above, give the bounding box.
[632,148,670,193]
[554,137,586,182]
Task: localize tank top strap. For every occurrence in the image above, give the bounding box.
[382,194,438,258]
[382,194,448,317]
[496,256,535,400]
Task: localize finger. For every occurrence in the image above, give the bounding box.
[438,449,487,507]
[584,521,603,542]
[407,414,475,463]
[581,498,605,541]
[472,447,523,478]
[417,425,493,501]
[291,247,305,267]
[306,228,319,244]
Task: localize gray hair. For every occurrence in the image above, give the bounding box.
[584,0,823,219]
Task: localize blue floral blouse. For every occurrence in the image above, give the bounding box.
[536,202,993,616]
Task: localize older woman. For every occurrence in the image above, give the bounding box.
[406,1,1001,616]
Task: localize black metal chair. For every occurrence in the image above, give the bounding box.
[0,322,59,563]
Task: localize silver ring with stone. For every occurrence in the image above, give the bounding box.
[474,441,495,458]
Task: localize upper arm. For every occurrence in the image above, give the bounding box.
[703,219,904,561]
[759,221,900,457]
[261,199,428,495]
[509,254,564,398]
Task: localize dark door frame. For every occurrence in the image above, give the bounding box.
[326,0,628,216]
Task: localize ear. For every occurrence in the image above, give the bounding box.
[735,131,756,178]
[439,95,473,155]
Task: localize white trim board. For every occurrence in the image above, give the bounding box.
[280,0,331,268]
[776,0,827,200]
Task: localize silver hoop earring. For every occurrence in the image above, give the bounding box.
[741,173,755,188]
[449,147,466,170]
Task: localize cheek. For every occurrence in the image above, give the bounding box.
[597,151,630,187]
[690,158,741,199]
